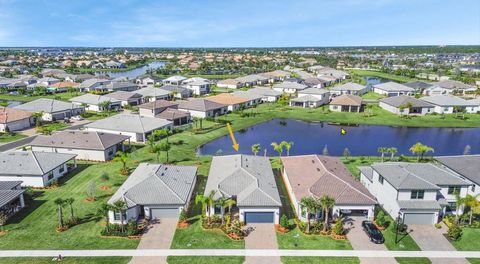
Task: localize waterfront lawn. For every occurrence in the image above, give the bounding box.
[0,132,27,143]
[277,228,353,250]
[348,69,417,83]
[0,257,131,264]
[281,257,360,264]
[395,258,431,264]
[362,91,386,100]
[167,256,245,264]
[451,228,480,251]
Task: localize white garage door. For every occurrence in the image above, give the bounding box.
[150,208,179,219]
[403,213,435,225]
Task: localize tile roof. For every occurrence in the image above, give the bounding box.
[436,155,480,185]
[420,95,477,106]
[156,108,190,120]
[85,114,172,134]
[14,99,82,114]
[403,81,434,90]
[373,82,415,92]
[105,91,142,101]
[108,163,197,207]
[70,94,121,105]
[273,81,308,90]
[290,95,323,103]
[0,107,32,124]
[331,82,366,91]
[30,130,130,151]
[380,95,434,108]
[299,88,330,95]
[0,151,76,176]
[178,99,226,112]
[138,100,178,110]
[206,93,249,105]
[432,80,474,90]
[330,94,363,106]
[281,155,376,205]
[135,87,171,97]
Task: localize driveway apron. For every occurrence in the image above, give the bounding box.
[244,224,281,264]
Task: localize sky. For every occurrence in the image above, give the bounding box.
[0,0,479,47]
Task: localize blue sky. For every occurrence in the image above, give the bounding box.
[0,0,479,47]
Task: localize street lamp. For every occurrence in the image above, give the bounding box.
[395,210,403,244]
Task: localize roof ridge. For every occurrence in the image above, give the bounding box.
[154,165,186,203]
[95,131,106,149]
[397,164,438,189]
[30,151,45,174]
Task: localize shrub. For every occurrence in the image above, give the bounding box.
[179,208,187,222]
[392,218,408,234]
[447,224,462,241]
[100,172,110,182]
[375,211,390,228]
[332,219,345,235]
[101,221,142,237]
[280,214,289,229]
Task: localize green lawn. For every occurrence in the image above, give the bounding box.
[167,256,245,264]
[0,132,27,143]
[0,92,82,103]
[396,257,431,264]
[362,91,386,100]
[277,228,353,250]
[348,69,417,83]
[281,257,360,264]
[451,228,480,251]
[382,223,421,251]
[82,111,119,121]
[0,257,131,264]
[468,259,480,264]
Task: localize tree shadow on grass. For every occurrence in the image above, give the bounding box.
[58,163,91,186]
[6,198,47,225]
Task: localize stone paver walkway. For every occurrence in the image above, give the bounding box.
[409,224,468,264]
[345,217,397,264]
[129,218,178,264]
[244,224,281,264]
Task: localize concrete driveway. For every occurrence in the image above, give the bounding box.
[345,217,397,264]
[129,218,178,264]
[409,224,468,264]
[244,224,281,264]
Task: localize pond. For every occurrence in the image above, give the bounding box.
[94,61,165,79]
[198,119,480,157]
[364,76,389,90]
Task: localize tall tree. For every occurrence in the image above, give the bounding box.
[388,147,398,160]
[271,142,284,158]
[378,147,388,162]
[113,151,129,175]
[281,141,294,156]
[319,195,335,232]
[64,198,76,221]
[300,196,317,233]
[251,144,261,156]
[464,194,479,225]
[158,141,171,163]
[112,200,127,233]
[409,142,434,161]
[54,198,65,229]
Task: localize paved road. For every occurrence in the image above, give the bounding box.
[244,224,281,264]
[129,218,178,264]
[345,217,397,264]
[409,224,468,264]
[0,249,478,258]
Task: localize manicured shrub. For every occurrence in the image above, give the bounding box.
[280,214,289,229]
[332,219,345,235]
[447,224,462,241]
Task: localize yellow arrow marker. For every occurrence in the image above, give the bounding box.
[227,123,239,151]
[341,128,347,135]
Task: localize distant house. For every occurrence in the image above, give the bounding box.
[359,162,470,225]
[47,81,79,93]
[330,82,368,96]
[160,85,192,99]
[420,95,479,114]
[78,78,112,92]
[235,74,269,87]
[217,79,243,89]
[163,75,187,85]
[0,107,32,132]
[290,88,330,108]
[0,181,26,220]
[260,70,291,82]
[183,78,211,95]
[403,81,434,94]
[204,155,282,224]
[177,99,227,118]
[282,155,377,221]
[0,151,77,187]
[70,94,121,112]
[426,80,476,95]
[85,114,173,143]
[104,91,142,106]
[136,87,171,102]
[101,81,138,92]
[136,76,162,86]
[138,100,179,117]
[316,68,349,80]
[108,163,197,223]
[329,94,363,112]
[373,82,415,97]
[436,155,480,197]
[30,130,130,161]
[273,81,307,94]
[231,91,263,106]
[14,99,84,121]
[379,95,434,115]
[206,93,250,112]
[303,77,328,88]
[238,87,282,103]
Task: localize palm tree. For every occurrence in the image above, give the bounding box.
[112,200,127,233]
[113,151,129,175]
[64,198,76,221]
[409,142,435,161]
[97,203,112,229]
[300,196,317,233]
[98,100,111,112]
[453,191,465,224]
[271,142,284,158]
[31,111,44,127]
[195,190,216,224]
[54,198,65,229]
[152,143,162,163]
[319,195,335,232]
[147,134,156,153]
[388,147,398,161]
[215,196,236,226]
[282,141,294,156]
[251,144,261,156]
[378,147,388,162]
[158,141,171,163]
[464,194,479,225]
[158,128,172,143]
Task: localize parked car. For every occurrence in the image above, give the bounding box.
[362,220,384,244]
[71,116,83,121]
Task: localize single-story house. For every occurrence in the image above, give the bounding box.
[403,81,434,94]
[136,76,162,86]
[329,94,363,112]
[281,155,376,220]
[0,181,26,220]
[303,78,328,88]
[246,87,282,102]
[30,130,130,162]
[373,82,416,97]
[136,87,171,102]
[85,114,173,143]
[260,70,291,82]
[235,75,268,87]
[104,91,143,106]
[420,95,479,114]
[330,82,368,96]
[217,79,244,89]
[205,155,282,224]
[47,81,80,93]
[436,155,480,197]
[163,75,187,85]
[289,88,330,108]
[0,107,32,132]
[273,81,308,94]
[159,85,193,99]
[0,151,77,187]
[78,78,112,92]
[206,93,249,112]
[177,99,227,118]
[379,95,434,115]
[359,162,471,225]
[428,80,476,95]
[108,163,197,223]
[100,81,139,92]
[14,99,84,121]
[231,91,263,107]
[138,100,179,117]
[70,94,121,112]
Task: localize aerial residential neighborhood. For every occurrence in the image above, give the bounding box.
[0,1,479,264]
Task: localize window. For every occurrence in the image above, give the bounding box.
[59,166,64,173]
[448,186,461,195]
[113,211,127,221]
[378,175,384,184]
[411,190,425,199]
[47,172,54,181]
[108,148,114,156]
[472,185,476,192]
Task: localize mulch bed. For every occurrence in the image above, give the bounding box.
[275,224,289,233]
[84,197,96,202]
[177,221,190,229]
[100,185,111,191]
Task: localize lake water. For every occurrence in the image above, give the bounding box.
[364,76,388,90]
[95,61,165,79]
[198,119,480,156]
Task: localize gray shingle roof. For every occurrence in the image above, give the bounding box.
[420,95,477,107]
[14,99,82,114]
[0,190,25,208]
[299,88,329,95]
[432,80,474,90]
[30,130,130,151]
[380,95,434,108]
[358,166,373,181]
[404,81,434,90]
[397,200,442,210]
[273,81,307,90]
[108,163,197,207]
[136,87,171,97]
[0,151,76,176]
[178,99,226,112]
[205,155,282,207]
[371,162,469,190]
[85,114,172,134]
[436,155,480,185]
[70,94,121,105]
[291,95,323,103]
[247,87,282,97]
[373,82,415,92]
[0,181,22,190]
[105,91,142,101]
[331,82,366,92]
